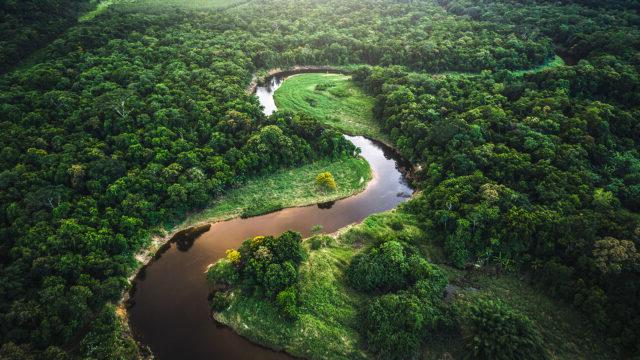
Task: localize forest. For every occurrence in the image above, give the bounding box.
[1,0,639,359]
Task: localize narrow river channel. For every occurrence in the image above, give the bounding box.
[128,74,413,359]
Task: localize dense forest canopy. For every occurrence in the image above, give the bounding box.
[0,0,96,73]
[0,0,639,358]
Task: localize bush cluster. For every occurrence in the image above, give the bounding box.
[207,231,306,319]
[347,237,448,359]
[456,298,548,360]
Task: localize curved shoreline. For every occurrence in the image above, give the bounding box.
[122,155,373,305]
[126,73,413,360]
[127,134,413,359]
[263,69,420,177]
[246,65,349,94]
[119,156,374,358]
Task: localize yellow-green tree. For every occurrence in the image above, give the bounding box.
[316,172,337,192]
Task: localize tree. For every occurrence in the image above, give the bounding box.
[457,298,548,360]
[593,237,640,274]
[316,172,337,192]
[359,292,441,360]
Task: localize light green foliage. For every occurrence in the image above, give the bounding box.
[315,171,337,192]
[80,0,124,22]
[181,157,370,225]
[274,74,385,141]
[309,235,333,250]
[206,259,239,286]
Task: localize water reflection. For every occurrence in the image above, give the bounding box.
[255,76,284,116]
[317,200,335,209]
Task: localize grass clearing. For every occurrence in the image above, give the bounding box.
[174,156,370,229]
[273,73,386,142]
[512,54,566,76]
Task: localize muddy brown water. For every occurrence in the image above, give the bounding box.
[128,75,413,359]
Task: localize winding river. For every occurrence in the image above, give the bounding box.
[128,74,413,359]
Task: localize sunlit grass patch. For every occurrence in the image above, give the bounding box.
[177,156,370,228]
[274,73,386,142]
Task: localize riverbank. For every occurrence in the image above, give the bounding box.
[120,155,371,356]
[246,65,350,94]
[125,155,371,288]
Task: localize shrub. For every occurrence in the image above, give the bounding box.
[359,292,441,360]
[389,219,404,231]
[268,230,306,264]
[210,291,231,311]
[457,298,548,360]
[346,240,411,293]
[226,249,241,264]
[236,231,305,298]
[304,96,318,106]
[276,286,299,320]
[316,171,337,192]
[311,224,323,235]
[262,261,298,298]
[241,201,283,218]
[309,235,333,250]
[444,235,470,268]
[315,81,334,91]
[206,259,239,287]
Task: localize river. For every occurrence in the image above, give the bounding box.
[127,74,413,359]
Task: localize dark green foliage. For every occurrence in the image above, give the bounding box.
[0,3,358,352]
[347,240,409,292]
[238,232,305,297]
[457,298,548,360]
[210,292,231,312]
[359,292,433,360]
[0,0,91,73]
[348,233,449,359]
[78,304,138,360]
[275,287,298,320]
[1,0,639,356]
[352,1,640,349]
[347,239,444,293]
[262,261,297,298]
